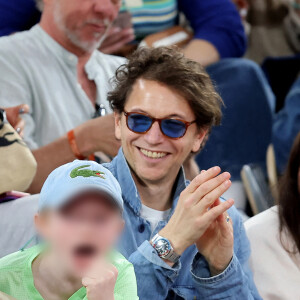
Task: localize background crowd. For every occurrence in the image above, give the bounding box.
[0,0,299,299]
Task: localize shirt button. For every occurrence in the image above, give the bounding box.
[68,55,76,62]
[138,224,145,233]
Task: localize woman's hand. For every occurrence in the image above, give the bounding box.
[159,167,234,258]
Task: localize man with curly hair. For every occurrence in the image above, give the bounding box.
[103,46,261,299]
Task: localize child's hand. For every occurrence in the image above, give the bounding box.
[82,258,118,300]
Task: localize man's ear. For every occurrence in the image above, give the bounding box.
[34,212,48,239]
[119,219,125,234]
[114,112,122,140]
[192,128,208,153]
[43,0,52,6]
[112,218,125,245]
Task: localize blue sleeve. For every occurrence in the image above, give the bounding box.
[0,0,40,37]
[128,241,182,299]
[190,206,262,299]
[178,0,246,58]
[128,206,262,299]
[273,77,300,174]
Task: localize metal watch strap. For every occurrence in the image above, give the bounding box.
[151,234,181,263]
[164,249,181,263]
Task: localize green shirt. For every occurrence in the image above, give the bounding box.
[0,245,138,300]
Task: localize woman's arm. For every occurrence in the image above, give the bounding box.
[178,0,247,66]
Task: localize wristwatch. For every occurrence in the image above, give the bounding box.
[150,234,181,263]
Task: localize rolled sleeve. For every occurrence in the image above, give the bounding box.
[129,241,181,299]
[136,241,181,280]
[189,205,262,299]
[191,254,240,296]
[191,252,261,299]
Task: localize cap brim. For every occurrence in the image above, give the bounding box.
[40,184,123,212]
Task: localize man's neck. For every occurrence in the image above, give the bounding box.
[32,252,82,300]
[132,171,179,211]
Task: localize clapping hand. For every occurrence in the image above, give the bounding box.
[195,179,234,275]
[159,167,234,269]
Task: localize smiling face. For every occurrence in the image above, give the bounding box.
[46,0,121,52]
[35,192,124,278]
[115,79,206,184]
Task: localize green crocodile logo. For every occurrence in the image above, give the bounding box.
[70,165,105,179]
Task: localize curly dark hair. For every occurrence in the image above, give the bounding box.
[279,132,300,254]
[108,47,223,129]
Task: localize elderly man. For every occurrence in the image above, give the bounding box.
[0,0,125,193]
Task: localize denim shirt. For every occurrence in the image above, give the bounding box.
[104,149,262,300]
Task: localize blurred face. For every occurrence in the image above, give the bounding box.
[115,79,206,184]
[35,192,123,277]
[50,0,121,52]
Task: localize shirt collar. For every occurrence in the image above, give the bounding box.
[85,51,100,81]
[31,24,98,69]
[111,148,188,215]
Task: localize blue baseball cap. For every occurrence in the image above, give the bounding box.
[39,160,123,212]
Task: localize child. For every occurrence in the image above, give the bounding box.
[0,161,138,300]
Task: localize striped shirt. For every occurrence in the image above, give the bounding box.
[121,0,246,58]
[122,0,177,39]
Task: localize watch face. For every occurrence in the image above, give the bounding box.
[154,238,171,258]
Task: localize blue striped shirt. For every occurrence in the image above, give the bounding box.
[122,0,246,58]
[122,0,177,39]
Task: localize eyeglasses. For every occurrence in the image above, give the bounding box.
[123,111,196,139]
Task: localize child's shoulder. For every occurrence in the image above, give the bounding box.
[110,251,138,298]
[110,250,133,271]
[0,245,40,272]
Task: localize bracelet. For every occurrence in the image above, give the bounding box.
[67,130,85,160]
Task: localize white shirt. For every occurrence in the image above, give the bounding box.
[245,206,300,300]
[0,25,125,149]
[140,204,171,232]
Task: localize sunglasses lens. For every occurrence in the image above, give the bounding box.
[161,119,187,138]
[127,114,153,133]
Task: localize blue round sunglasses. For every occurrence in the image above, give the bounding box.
[124,111,196,139]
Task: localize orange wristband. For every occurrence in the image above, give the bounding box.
[67,130,95,161]
[67,130,85,160]
[88,154,95,161]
